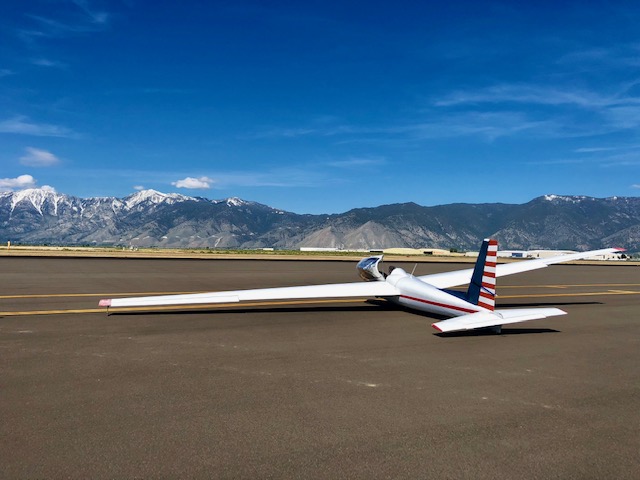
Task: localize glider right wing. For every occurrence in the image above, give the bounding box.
[419,247,622,290]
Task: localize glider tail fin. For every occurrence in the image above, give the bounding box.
[466,238,498,311]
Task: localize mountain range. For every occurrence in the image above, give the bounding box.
[1,189,639,252]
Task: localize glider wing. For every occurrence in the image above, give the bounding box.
[99,280,400,309]
[419,247,622,290]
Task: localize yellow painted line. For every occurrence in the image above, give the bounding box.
[0,298,369,317]
[500,283,640,289]
[500,290,640,299]
[0,308,106,316]
[0,291,202,300]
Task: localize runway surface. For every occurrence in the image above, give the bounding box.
[1,257,639,479]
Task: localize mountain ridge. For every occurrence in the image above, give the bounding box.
[1,189,639,251]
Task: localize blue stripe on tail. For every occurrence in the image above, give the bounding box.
[466,239,490,306]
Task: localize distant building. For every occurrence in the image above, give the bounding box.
[523,250,626,260]
[381,247,452,256]
[492,249,627,261]
[526,250,575,258]
[496,250,529,258]
[299,247,369,253]
[586,251,628,261]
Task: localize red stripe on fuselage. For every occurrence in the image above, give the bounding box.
[399,295,480,314]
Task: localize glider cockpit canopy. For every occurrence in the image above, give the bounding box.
[357,255,385,282]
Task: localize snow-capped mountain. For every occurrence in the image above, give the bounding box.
[0,189,304,248]
[1,189,639,251]
[122,189,194,210]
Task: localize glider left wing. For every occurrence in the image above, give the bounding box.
[99,280,400,308]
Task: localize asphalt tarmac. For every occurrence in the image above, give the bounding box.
[1,256,639,479]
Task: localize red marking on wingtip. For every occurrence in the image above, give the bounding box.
[99,299,111,307]
[614,247,626,252]
[431,323,443,332]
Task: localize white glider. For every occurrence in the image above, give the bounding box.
[99,240,622,333]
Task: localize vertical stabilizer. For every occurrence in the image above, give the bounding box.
[466,239,497,311]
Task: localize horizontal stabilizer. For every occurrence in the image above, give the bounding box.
[431,308,566,333]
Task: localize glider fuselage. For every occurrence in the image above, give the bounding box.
[382,267,486,317]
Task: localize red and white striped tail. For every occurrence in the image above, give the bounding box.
[478,239,497,311]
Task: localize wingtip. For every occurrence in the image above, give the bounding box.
[431,323,443,332]
[99,299,112,307]
[613,247,626,252]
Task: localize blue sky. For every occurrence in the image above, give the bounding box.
[1,1,640,214]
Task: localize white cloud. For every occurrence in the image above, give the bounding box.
[16,2,111,46]
[428,79,640,139]
[26,11,109,37]
[133,185,146,191]
[558,45,640,69]
[576,144,640,154]
[31,58,66,68]
[632,184,640,189]
[171,176,214,189]
[434,84,620,109]
[72,0,110,25]
[251,127,318,139]
[327,156,386,168]
[0,174,37,191]
[603,105,640,130]
[401,112,561,142]
[0,116,76,138]
[575,146,621,153]
[20,147,60,166]
[207,165,334,188]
